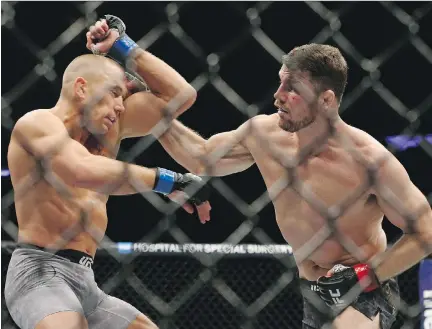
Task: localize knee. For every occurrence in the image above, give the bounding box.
[127,314,158,329]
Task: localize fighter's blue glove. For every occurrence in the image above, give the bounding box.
[102,14,139,67]
[153,168,210,206]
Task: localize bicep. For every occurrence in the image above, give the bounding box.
[120,88,196,139]
[48,139,93,185]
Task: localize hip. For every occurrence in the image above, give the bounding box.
[5,244,97,298]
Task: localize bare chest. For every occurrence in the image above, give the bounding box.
[250,135,369,207]
[247,132,383,262]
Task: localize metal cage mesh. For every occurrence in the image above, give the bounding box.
[2,2,431,329]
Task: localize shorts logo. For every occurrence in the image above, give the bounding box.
[79,256,94,269]
[329,289,346,306]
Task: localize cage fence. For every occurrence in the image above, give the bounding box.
[2,2,432,329]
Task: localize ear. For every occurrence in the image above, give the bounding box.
[74,77,87,100]
[319,90,336,110]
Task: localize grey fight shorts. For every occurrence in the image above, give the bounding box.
[4,244,142,329]
[300,276,399,329]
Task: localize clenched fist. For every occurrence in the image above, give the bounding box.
[86,18,119,55]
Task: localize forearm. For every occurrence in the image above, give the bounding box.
[158,120,254,176]
[76,155,157,195]
[374,233,431,282]
[132,49,196,104]
[158,120,207,174]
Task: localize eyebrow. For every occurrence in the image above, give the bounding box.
[114,85,127,99]
[278,72,285,81]
[279,73,295,83]
[280,75,295,87]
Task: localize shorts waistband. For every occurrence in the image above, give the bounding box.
[299,278,321,292]
[16,243,94,269]
[299,275,390,293]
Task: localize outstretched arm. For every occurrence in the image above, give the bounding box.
[158,119,256,176]
[10,111,211,222]
[86,17,196,139]
[373,153,432,282]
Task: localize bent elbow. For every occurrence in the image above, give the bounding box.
[194,164,227,177]
[191,164,205,176]
[173,86,197,116]
[182,86,197,109]
[419,226,432,248]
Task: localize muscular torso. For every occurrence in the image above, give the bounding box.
[8,111,121,257]
[244,115,387,280]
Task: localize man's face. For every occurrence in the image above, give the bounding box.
[80,63,127,135]
[273,66,320,133]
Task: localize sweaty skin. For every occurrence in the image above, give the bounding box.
[156,68,431,282]
[239,115,388,280]
[7,49,201,258]
[8,108,123,257]
[158,115,388,280]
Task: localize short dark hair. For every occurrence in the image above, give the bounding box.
[282,44,348,102]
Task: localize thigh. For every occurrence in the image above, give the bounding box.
[334,280,398,329]
[301,285,397,329]
[35,311,88,329]
[333,307,380,329]
[302,296,333,329]
[86,292,146,329]
[125,314,158,329]
[7,285,85,329]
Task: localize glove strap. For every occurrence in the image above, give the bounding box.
[153,168,176,194]
[353,264,380,292]
[108,34,139,66]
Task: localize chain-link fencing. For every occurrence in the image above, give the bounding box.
[2,2,432,329]
[0,242,424,329]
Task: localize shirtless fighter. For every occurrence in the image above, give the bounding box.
[5,15,211,329]
[155,44,432,328]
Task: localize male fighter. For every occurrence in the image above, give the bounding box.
[153,44,432,328]
[5,15,211,329]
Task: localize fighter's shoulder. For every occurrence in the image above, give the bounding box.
[345,125,395,166]
[234,114,275,143]
[241,114,276,130]
[13,109,65,137]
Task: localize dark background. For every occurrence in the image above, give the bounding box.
[2,1,431,245]
[1,2,431,329]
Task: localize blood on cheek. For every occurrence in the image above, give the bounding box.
[289,94,302,105]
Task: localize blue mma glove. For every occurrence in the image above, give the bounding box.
[153,168,210,206]
[103,14,139,67]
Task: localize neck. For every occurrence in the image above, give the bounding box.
[296,113,342,157]
[51,98,90,142]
